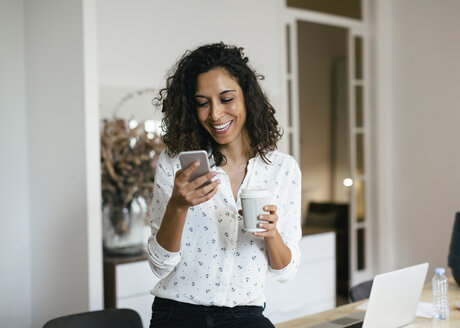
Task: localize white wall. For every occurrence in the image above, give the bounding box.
[391,0,460,271]
[375,0,460,274]
[0,1,102,327]
[0,1,31,327]
[24,0,102,324]
[97,0,286,149]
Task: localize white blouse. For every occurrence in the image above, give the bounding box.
[147,149,302,307]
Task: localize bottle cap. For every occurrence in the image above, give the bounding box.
[435,267,445,275]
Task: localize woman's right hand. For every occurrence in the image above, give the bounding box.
[169,161,220,210]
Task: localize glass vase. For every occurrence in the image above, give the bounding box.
[102,197,146,256]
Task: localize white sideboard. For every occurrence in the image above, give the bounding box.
[105,231,335,327]
[264,231,336,323]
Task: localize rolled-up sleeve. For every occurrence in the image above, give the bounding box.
[147,234,181,279]
[147,150,181,279]
[268,159,302,282]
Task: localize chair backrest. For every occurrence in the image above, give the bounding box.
[449,212,460,286]
[348,279,373,302]
[43,308,143,328]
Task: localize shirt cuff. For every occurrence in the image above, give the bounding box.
[147,235,181,279]
[268,245,299,283]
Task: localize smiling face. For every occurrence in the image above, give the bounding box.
[195,67,247,149]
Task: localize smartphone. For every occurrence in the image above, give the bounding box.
[179,150,212,184]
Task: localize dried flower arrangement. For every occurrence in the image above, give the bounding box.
[100,118,164,235]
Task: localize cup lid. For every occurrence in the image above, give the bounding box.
[240,188,272,198]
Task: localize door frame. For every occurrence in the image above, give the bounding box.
[280,0,374,287]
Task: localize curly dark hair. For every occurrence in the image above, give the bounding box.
[155,42,282,166]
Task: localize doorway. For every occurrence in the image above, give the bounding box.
[297,21,350,304]
[282,2,373,306]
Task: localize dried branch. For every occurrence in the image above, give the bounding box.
[100,118,165,235]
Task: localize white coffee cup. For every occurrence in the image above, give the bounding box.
[240,188,273,232]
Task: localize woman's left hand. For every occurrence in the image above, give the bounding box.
[238,205,279,238]
[253,204,278,238]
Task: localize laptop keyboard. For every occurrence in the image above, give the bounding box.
[347,323,363,328]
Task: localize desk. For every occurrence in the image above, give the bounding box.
[276,279,460,327]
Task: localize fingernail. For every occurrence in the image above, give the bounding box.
[259,215,263,219]
[263,206,268,210]
[258,223,263,228]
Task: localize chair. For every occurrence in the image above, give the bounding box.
[348,279,373,302]
[449,212,460,286]
[43,308,143,328]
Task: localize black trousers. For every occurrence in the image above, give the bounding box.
[150,297,275,328]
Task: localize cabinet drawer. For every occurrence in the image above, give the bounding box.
[116,260,159,298]
[301,232,335,263]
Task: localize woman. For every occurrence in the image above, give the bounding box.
[148,42,301,328]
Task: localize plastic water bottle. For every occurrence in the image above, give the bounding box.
[432,267,449,319]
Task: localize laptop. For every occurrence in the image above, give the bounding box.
[310,262,429,328]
